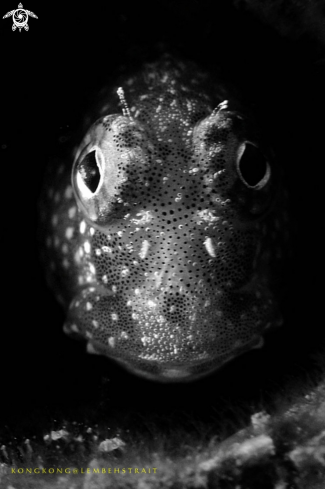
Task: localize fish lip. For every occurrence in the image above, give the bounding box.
[113,333,265,382]
[113,353,222,382]
[158,368,193,379]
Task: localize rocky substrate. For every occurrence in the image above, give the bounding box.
[1,380,324,489]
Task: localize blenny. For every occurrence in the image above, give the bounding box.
[40,55,288,381]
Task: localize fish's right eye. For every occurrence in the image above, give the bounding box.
[72,143,108,224]
[236,142,271,189]
[76,149,102,195]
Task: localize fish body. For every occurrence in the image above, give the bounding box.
[40,56,288,381]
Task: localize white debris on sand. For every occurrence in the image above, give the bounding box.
[43,429,70,443]
[98,437,126,453]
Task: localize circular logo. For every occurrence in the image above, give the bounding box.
[3,3,38,32]
[13,8,28,29]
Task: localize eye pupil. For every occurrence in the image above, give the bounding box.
[77,150,101,193]
[238,143,268,187]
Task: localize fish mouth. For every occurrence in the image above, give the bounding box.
[83,322,266,382]
[114,356,216,382]
[65,282,281,381]
[129,365,195,382]
[113,334,264,382]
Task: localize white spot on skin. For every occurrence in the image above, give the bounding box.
[102,246,112,253]
[51,214,58,226]
[131,210,154,226]
[65,227,74,239]
[108,337,115,348]
[68,206,77,219]
[111,313,118,321]
[139,240,150,259]
[61,243,69,254]
[92,320,99,328]
[86,302,93,311]
[125,243,134,253]
[141,336,151,346]
[80,221,87,234]
[204,237,216,258]
[65,186,73,199]
[84,241,91,254]
[197,209,220,223]
[71,324,79,333]
[74,250,81,264]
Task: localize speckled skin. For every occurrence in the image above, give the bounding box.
[40,56,288,382]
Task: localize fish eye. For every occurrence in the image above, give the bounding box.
[75,147,103,198]
[236,142,270,189]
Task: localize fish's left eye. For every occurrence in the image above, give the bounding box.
[236,142,270,189]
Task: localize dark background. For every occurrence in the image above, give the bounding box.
[0,0,324,438]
